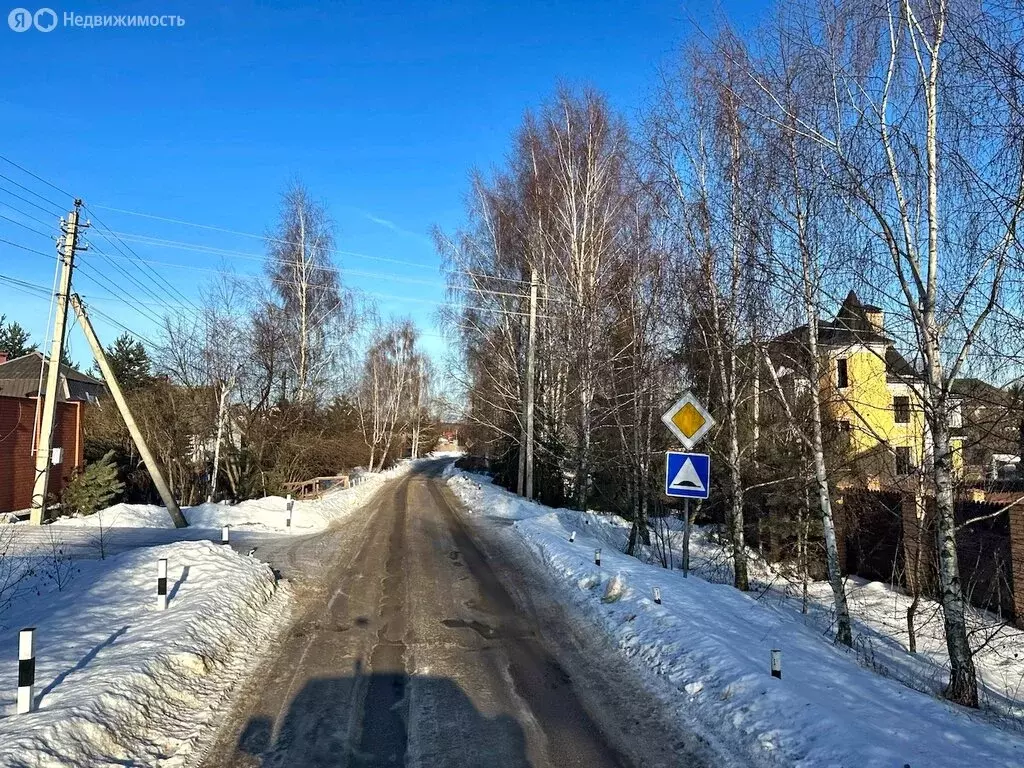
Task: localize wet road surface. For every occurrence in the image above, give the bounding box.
[200,461,707,768]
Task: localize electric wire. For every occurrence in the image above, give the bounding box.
[0,153,75,202]
[85,210,204,315]
[0,173,66,214]
[0,183,64,219]
[0,212,53,239]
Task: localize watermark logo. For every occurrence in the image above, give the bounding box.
[8,8,185,31]
[33,7,55,31]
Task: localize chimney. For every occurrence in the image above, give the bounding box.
[0,350,8,365]
[864,309,885,334]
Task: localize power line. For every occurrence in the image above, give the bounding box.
[74,258,169,327]
[0,182,64,219]
[101,225,446,274]
[85,210,203,315]
[0,212,54,239]
[0,173,65,214]
[0,154,74,203]
[0,237,53,258]
[0,199,59,232]
[0,272,52,297]
[89,243,548,303]
[80,301,159,349]
[86,244,180,322]
[88,207,539,289]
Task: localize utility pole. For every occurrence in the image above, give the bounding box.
[31,201,87,525]
[71,294,188,528]
[524,268,538,499]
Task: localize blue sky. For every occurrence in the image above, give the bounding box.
[0,0,760,369]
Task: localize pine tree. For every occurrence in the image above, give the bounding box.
[61,450,125,517]
[102,332,152,389]
[0,315,36,358]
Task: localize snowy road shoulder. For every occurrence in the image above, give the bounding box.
[447,468,1024,768]
[46,460,415,534]
[0,540,290,768]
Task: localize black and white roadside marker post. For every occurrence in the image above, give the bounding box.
[771,649,782,679]
[17,628,35,714]
[286,494,294,529]
[221,526,230,545]
[157,558,168,611]
[595,548,601,567]
[653,586,662,605]
[569,531,576,543]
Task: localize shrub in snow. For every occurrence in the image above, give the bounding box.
[602,573,625,603]
[0,525,31,616]
[38,526,77,592]
[61,450,124,517]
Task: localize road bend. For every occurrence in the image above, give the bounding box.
[200,460,707,768]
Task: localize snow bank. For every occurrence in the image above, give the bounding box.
[53,461,414,533]
[0,540,288,767]
[448,469,1024,768]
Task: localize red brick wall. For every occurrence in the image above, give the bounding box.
[0,396,83,513]
[1010,503,1024,628]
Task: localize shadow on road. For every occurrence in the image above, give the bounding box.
[235,673,531,768]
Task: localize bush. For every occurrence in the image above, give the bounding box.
[61,450,125,517]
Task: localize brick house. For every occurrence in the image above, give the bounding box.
[0,351,103,514]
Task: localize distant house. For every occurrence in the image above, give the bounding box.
[950,377,1023,481]
[768,290,965,490]
[0,350,106,402]
[0,351,100,514]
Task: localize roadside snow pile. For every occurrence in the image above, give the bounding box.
[0,540,288,767]
[448,469,1024,768]
[53,461,413,533]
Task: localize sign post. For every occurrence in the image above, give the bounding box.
[662,392,715,579]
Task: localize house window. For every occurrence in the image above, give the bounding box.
[895,446,912,476]
[893,396,910,424]
[948,399,963,429]
[837,358,849,389]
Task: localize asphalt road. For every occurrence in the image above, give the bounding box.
[199,460,709,768]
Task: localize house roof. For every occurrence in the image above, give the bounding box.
[951,377,1011,406]
[0,351,104,401]
[0,351,102,384]
[768,290,918,381]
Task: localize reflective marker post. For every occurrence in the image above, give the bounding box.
[771,649,782,679]
[157,559,168,611]
[17,628,35,714]
[594,548,601,567]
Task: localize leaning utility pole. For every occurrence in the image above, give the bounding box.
[30,201,87,525]
[524,268,538,499]
[70,294,188,528]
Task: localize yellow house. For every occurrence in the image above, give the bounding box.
[770,291,962,489]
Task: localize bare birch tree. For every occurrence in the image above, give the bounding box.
[749,0,1024,705]
[267,181,344,403]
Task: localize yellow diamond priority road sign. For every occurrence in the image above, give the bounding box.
[662,391,715,450]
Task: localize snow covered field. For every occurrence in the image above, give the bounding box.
[51,462,412,533]
[0,541,287,767]
[0,462,412,767]
[447,467,1024,768]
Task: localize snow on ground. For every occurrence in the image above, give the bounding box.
[447,467,1024,768]
[0,540,289,767]
[0,462,414,766]
[50,461,413,533]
